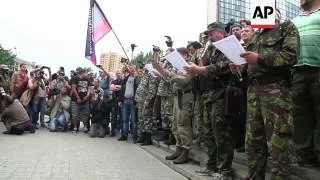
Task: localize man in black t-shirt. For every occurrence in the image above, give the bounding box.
[71,68,90,133]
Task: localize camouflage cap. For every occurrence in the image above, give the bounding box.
[230,23,242,30]
[187,41,203,49]
[204,22,226,35]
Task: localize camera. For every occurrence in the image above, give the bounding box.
[120,58,129,64]
[165,36,173,48]
[152,45,161,52]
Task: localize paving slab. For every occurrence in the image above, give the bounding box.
[0,124,186,180]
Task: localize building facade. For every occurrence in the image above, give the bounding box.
[276,0,300,20]
[100,52,123,73]
[207,0,300,25]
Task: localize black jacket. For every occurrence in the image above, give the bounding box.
[90,99,110,124]
[119,75,138,103]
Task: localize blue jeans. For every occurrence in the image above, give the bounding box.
[49,114,68,131]
[32,97,46,125]
[122,99,137,137]
[111,103,122,133]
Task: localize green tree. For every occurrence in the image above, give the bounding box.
[0,45,16,67]
[131,51,153,68]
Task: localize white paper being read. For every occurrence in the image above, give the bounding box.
[212,35,247,65]
[165,50,190,73]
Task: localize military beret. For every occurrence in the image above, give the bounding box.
[204,22,226,35]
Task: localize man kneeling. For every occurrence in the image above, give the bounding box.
[1,89,35,135]
[89,91,109,138]
[49,86,70,132]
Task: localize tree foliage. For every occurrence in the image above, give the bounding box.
[0,45,16,67]
[131,51,153,68]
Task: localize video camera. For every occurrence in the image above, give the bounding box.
[164,36,173,48]
[120,57,129,64]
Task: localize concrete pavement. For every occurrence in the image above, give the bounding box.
[0,124,187,180]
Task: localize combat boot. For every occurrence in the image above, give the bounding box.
[135,132,146,144]
[165,146,182,160]
[164,133,176,145]
[141,133,153,146]
[173,148,189,164]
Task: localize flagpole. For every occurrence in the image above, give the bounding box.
[111,30,130,60]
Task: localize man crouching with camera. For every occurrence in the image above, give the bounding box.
[1,87,35,135]
[88,81,111,138]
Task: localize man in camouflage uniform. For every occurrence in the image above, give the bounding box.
[139,71,159,145]
[187,41,203,145]
[135,67,149,144]
[153,47,193,164]
[155,62,174,142]
[185,22,234,179]
[238,15,299,179]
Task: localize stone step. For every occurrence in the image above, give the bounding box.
[151,139,320,180]
[138,142,251,180]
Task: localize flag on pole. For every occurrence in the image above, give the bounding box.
[85,0,112,65]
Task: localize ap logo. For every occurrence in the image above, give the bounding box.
[250,0,276,28]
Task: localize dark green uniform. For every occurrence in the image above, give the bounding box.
[245,21,299,179]
[200,46,234,175]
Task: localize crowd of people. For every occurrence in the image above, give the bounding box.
[0,0,319,179]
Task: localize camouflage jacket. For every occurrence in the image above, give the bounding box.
[246,20,299,79]
[189,49,201,65]
[145,74,159,100]
[134,72,149,102]
[199,46,233,100]
[157,77,172,97]
[171,73,193,95]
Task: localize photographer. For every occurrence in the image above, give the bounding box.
[49,86,70,132]
[88,87,110,138]
[30,66,51,128]
[1,88,35,135]
[49,71,70,96]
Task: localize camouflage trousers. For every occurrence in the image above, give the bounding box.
[160,96,174,131]
[193,92,204,144]
[292,68,320,162]
[137,100,145,135]
[172,93,193,149]
[202,91,233,173]
[246,82,293,180]
[141,98,155,133]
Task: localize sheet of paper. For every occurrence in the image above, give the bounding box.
[144,63,158,77]
[165,50,189,73]
[212,35,247,65]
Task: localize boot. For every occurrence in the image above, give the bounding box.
[173,148,189,164]
[164,133,176,145]
[135,132,146,143]
[165,146,182,160]
[141,133,153,146]
[118,135,127,141]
